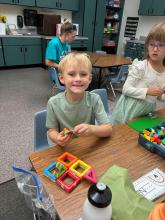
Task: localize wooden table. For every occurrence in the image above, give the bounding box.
[30,109,165,220]
[85,52,131,88]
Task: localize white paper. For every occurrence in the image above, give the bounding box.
[133,168,165,201]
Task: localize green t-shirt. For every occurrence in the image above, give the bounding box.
[46,91,110,132]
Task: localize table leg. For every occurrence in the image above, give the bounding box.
[98,68,102,88]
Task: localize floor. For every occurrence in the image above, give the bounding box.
[0,67,50,184]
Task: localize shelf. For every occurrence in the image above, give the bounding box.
[106,6,120,10]
[105,18,119,22]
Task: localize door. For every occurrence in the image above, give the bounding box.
[3,46,24,66]
[0,44,4,66]
[83,0,97,51]
[18,0,35,6]
[59,0,79,11]
[36,0,58,9]
[25,45,42,65]
[93,0,106,51]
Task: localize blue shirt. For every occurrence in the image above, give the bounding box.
[46,37,71,64]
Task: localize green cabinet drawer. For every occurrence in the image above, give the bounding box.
[0,0,35,6]
[2,37,41,46]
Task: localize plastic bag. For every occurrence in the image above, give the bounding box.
[12,166,58,220]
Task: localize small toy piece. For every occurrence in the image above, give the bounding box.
[83,168,97,183]
[57,152,78,168]
[44,161,67,181]
[56,170,80,193]
[63,128,73,136]
[70,160,91,178]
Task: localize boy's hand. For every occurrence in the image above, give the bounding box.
[73,124,94,137]
[147,86,164,96]
[56,131,73,147]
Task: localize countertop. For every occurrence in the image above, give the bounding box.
[0,34,88,41]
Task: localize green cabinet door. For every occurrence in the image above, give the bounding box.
[18,0,35,6]
[0,0,12,3]
[36,0,58,9]
[59,0,79,11]
[138,0,153,15]
[152,0,165,15]
[0,45,4,66]
[24,45,42,65]
[3,46,24,66]
[93,0,106,51]
[83,0,97,51]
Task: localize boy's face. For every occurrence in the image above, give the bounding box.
[59,61,92,95]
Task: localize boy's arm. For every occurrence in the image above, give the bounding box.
[73,123,112,138]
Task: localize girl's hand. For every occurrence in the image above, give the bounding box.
[56,131,73,147]
[147,86,164,96]
[73,124,94,137]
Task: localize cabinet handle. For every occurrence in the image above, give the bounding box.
[25,48,27,52]
[20,47,23,52]
[60,2,62,8]
[151,8,154,14]
[56,1,58,7]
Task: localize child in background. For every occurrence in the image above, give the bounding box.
[46,53,112,146]
[112,22,165,124]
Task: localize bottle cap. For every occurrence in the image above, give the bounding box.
[148,203,165,220]
[88,182,112,208]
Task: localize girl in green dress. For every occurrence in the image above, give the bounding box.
[112,22,165,124]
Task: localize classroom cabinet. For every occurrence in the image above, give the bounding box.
[0,39,5,66]
[0,0,35,6]
[138,0,165,16]
[2,37,42,66]
[73,0,106,51]
[124,41,144,61]
[36,0,79,11]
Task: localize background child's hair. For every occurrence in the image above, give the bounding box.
[58,52,92,74]
[60,19,77,35]
[144,22,165,66]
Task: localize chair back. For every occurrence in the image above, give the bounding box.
[34,109,49,151]
[91,88,109,114]
[48,67,65,91]
[116,65,129,82]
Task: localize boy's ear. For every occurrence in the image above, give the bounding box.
[59,74,64,84]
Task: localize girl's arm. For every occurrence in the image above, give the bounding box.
[122,60,148,99]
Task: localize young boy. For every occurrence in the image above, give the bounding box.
[46,53,112,146]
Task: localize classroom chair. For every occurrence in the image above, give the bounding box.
[106,64,129,98]
[33,109,50,151]
[91,88,112,123]
[48,67,65,95]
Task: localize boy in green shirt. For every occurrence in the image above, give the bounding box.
[46,53,112,146]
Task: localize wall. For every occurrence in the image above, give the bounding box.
[0,4,72,30]
[117,0,165,55]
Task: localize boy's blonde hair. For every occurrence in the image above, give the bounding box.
[58,52,92,74]
[144,22,165,66]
